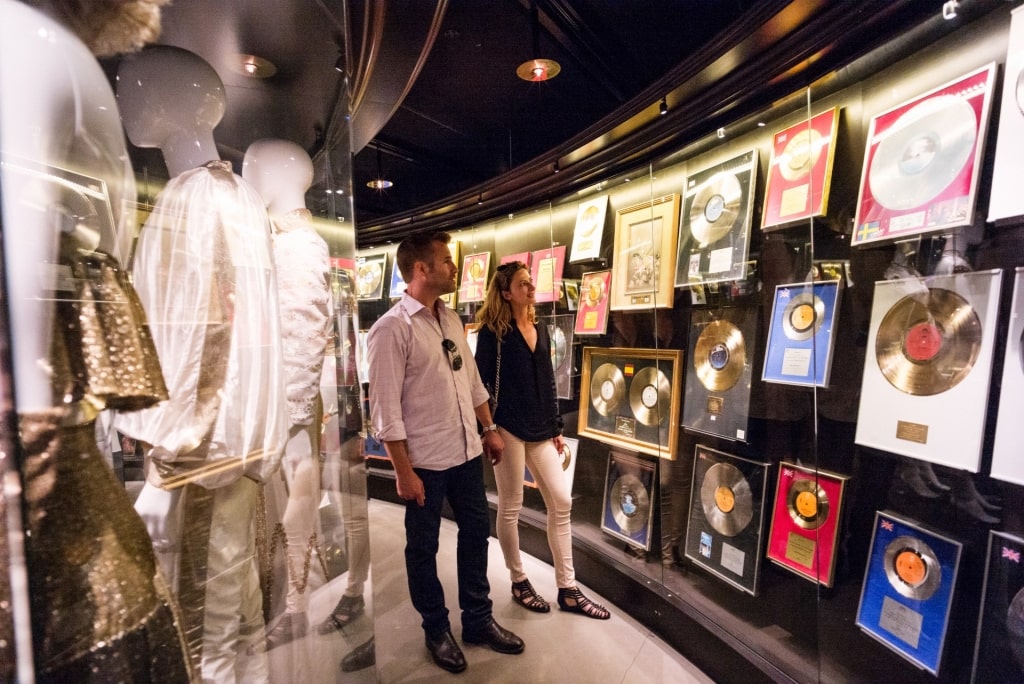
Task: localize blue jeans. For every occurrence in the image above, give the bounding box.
[404,456,492,637]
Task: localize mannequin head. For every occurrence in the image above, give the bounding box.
[242,138,314,217]
[116,45,225,176]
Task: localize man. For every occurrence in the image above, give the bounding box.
[367,231,524,674]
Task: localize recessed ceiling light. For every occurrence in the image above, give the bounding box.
[235,54,276,79]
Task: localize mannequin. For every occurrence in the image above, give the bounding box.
[114,45,288,683]
[0,1,190,681]
[242,138,332,649]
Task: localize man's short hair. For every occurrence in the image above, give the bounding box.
[396,231,451,282]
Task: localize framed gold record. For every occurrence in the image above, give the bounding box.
[762,108,840,230]
[693,319,746,391]
[579,347,683,459]
[855,270,1001,472]
[354,252,387,300]
[684,444,771,595]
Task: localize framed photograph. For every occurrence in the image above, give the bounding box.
[578,346,682,459]
[766,462,849,587]
[575,270,612,336]
[600,450,657,550]
[563,279,580,311]
[354,253,387,300]
[972,530,1024,682]
[762,280,842,387]
[531,245,566,303]
[674,150,758,289]
[610,194,680,310]
[459,251,490,302]
[525,436,579,491]
[501,251,531,267]
[762,107,840,230]
[856,511,962,675]
[569,194,608,262]
[853,63,996,246]
[684,444,770,595]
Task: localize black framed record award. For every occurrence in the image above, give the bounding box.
[578,347,682,459]
[600,450,656,550]
[684,444,770,596]
[972,531,1024,683]
[856,511,962,676]
[854,270,1001,471]
[674,149,758,289]
[683,306,756,442]
[354,253,386,300]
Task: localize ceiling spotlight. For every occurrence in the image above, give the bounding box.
[235,54,276,79]
[477,194,483,205]
[553,160,560,174]
[335,53,345,73]
[659,97,668,115]
[367,145,393,190]
[516,1,560,82]
[942,0,959,20]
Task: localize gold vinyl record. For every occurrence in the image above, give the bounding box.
[875,287,982,396]
[778,128,822,182]
[583,276,606,306]
[700,462,753,537]
[883,535,942,601]
[590,362,625,416]
[629,366,671,427]
[689,171,743,246]
[786,479,829,531]
[558,443,573,472]
[868,94,977,211]
[782,292,826,341]
[610,473,649,534]
[549,325,568,371]
[694,319,746,392]
[356,261,383,296]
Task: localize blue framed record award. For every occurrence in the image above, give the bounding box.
[856,510,961,675]
[762,280,841,387]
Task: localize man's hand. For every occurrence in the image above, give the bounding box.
[396,469,426,507]
[483,430,504,466]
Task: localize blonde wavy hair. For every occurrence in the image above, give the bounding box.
[475,261,536,340]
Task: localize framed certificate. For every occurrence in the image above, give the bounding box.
[531,245,566,304]
[610,194,680,311]
[569,194,608,262]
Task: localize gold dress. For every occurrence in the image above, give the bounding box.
[19,248,193,682]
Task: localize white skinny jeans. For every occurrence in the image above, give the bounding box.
[493,427,576,588]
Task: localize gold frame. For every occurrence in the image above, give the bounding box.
[578,346,682,459]
[610,194,680,310]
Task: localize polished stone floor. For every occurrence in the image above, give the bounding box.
[362,499,713,683]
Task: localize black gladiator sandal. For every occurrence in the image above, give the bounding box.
[557,587,610,620]
[511,578,550,613]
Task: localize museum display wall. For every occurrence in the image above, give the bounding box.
[356,5,1024,682]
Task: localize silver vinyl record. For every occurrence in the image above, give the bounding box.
[549,324,568,371]
[1009,586,1024,670]
[883,535,942,601]
[868,94,976,211]
[700,462,753,537]
[628,366,671,427]
[781,292,826,341]
[689,171,743,247]
[590,363,625,416]
[610,474,650,534]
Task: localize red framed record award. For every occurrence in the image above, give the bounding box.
[852,63,996,247]
[766,462,848,587]
[531,245,566,303]
[762,107,840,231]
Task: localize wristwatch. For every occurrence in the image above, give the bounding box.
[482,423,499,434]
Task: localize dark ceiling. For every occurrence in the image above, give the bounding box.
[112,0,753,233]
[111,0,973,246]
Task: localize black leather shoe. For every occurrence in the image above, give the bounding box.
[340,636,376,672]
[426,630,467,673]
[462,619,524,654]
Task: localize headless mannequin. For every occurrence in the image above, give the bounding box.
[0,2,190,681]
[242,139,331,648]
[115,45,287,683]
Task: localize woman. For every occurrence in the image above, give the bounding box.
[474,261,609,619]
